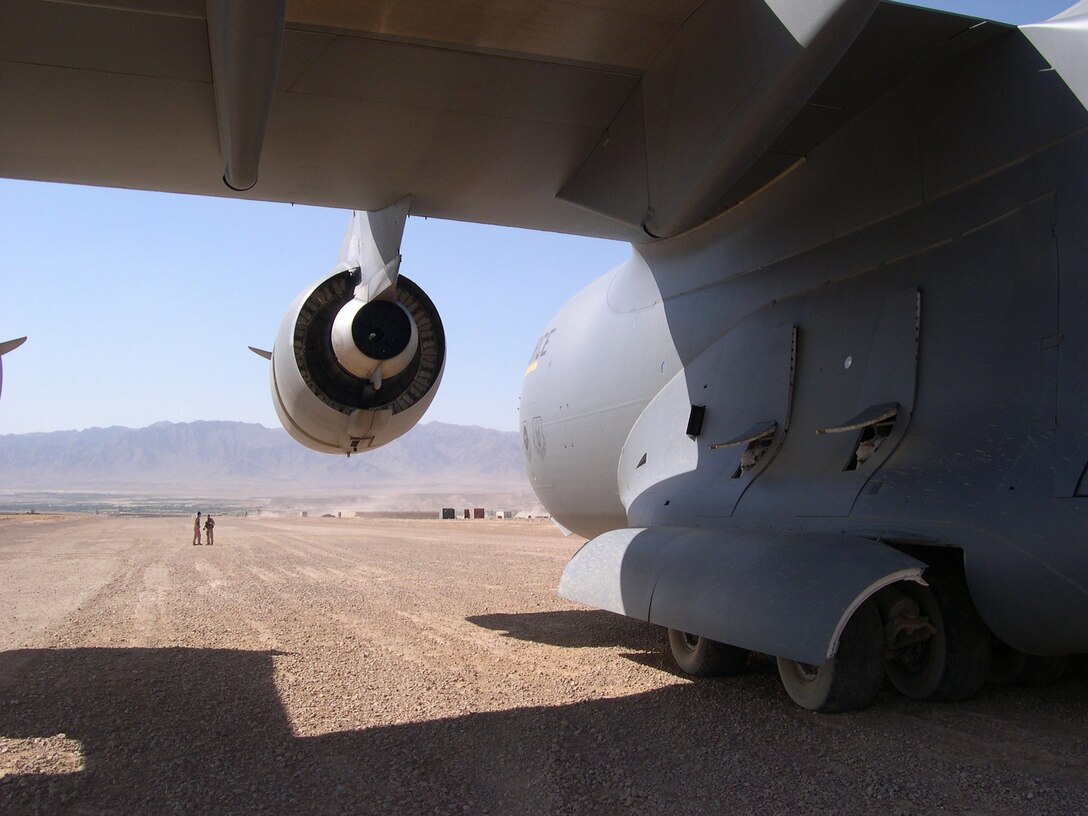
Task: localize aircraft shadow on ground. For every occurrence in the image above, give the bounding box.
[465,609,764,676]
[466,609,664,651]
[0,645,780,815]
[1,647,1087,815]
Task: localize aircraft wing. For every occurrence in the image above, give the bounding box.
[1,1,1009,240]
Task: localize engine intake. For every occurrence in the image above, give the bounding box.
[333,298,418,384]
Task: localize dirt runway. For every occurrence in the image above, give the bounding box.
[0,514,1085,815]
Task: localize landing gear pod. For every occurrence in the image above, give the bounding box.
[270,269,444,454]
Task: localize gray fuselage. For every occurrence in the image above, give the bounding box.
[520,26,1088,658]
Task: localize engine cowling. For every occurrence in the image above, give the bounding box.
[270,268,445,454]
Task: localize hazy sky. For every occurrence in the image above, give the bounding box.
[0,0,1073,435]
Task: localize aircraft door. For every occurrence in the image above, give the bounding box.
[769,286,920,518]
[689,322,796,519]
[619,318,795,526]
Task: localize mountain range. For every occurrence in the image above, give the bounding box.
[0,421,531,502]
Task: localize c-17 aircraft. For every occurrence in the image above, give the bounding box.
[3,0,1087,712]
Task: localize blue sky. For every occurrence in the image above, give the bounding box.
[0,0,1072,435]
[0,185,627,434]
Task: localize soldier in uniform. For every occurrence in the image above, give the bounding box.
[204,514,215,546]
[193,512,202,546]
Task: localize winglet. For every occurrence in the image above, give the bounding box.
[248,346,272,360]
[0,337,27,356]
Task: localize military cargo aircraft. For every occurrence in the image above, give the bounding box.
[2,0,1086,711]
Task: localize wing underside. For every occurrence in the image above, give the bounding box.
[1,1,1009,240]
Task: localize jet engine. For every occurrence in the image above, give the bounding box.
[260,199,445,455]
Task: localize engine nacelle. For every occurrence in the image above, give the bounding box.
[270,269,445,454]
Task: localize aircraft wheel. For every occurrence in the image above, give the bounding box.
[989,639,1029,684]
[885,572,990,701]
[1015,655,1069,686]
[667,629,748,677]
[776,600,884,713]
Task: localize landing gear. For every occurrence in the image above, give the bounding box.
[666,557,1003,712]
[667,629,749,677]
[883,571,991,701]
[776,600,885,713]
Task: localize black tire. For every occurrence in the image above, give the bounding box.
[667,629,749,677]
[776,600,884,713]
[991,641,1069,687]
[988,638,1029,685]
[1016,655,1069,686]
[884,570,991,701]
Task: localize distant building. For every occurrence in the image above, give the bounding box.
[441,508,455,519]
[473,508,485,519]
[464,509,471,519]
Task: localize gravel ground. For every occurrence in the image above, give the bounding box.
[0,514,1085,815]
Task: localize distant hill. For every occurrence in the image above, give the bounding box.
[0,421,532,501]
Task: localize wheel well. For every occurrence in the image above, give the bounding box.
[873,542,985,620]
[882,541,967,584]
[871,543,984,642]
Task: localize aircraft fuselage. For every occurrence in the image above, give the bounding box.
[520,28,1088,659]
